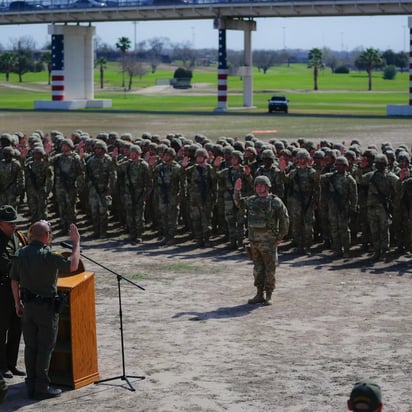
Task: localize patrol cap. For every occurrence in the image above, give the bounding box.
[0,205,24,223]
[254,175,271,188]
[335,156,349,166]
[349,379,382,412]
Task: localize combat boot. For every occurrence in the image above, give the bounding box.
[248,288,265,304]
[264,291,273,306]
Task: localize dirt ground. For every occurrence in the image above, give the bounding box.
[1,113,412,411]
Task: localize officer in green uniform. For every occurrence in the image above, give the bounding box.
[10,221,80,400]
[234,176,289,306]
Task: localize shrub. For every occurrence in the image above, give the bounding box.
[334,65,350,74]
[383,65,397,80]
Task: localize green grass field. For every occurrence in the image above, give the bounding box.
[0,63,409,115]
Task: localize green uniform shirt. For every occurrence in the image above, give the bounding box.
[10,241,71,297]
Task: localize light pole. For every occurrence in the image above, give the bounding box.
[282,26,286,50]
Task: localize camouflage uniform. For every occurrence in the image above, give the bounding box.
[52,141,85,232]
[185,157,217,246]
[320,157,358,257]
[120,146,151,241]
[234,176,289,305]
[153,149,184,244]
[360,155,399,259]
[217,151,253,249]
[85,142,117,237]
[255,150,284,199]
[0,148,24,209]
[24,148,53,223]
[283,150,318,254]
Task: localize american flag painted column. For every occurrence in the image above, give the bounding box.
[410,26,412,106]
[217,29,228,110]
[51,34,64,101]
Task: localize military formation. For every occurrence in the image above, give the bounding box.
[0,129,411,261]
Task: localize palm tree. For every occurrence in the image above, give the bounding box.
[95,57,107,89]
[307,48,325,91]
[358,48,383,91]
[115,36,131,88]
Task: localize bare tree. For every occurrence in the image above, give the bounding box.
[147,37,170,73]
[253,50,280,74]
[124,56,149,90]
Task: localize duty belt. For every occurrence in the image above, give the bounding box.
[21,289,56,305]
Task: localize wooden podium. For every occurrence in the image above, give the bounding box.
[49,259,99,389]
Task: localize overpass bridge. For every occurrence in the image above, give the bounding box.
[1,0,411,115]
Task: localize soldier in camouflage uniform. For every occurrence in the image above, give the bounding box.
[359,154,399,260]
[216,150,253,249]
[0,147,24,209]
[52,139,85,233]
[280,148,318,255]
[24,146,53,223]
[320,156,358,257]
[355,149,376,249]
[255,149,284,199]
[234,176,289,306]
[119,144,151,243]
[396,151,412,252]
[153,147,184,245]
[185,148,217,247]
[85,140,116,238]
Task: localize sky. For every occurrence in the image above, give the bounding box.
[0,15,409,52]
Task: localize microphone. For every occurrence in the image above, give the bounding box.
[60,241,82,252]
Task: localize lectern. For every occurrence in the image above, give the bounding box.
[49,259,99,389]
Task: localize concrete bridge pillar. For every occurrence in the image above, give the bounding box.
[35,24,111,110]
[387,16,412,116]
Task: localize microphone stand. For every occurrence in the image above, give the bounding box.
[62,243,145,391]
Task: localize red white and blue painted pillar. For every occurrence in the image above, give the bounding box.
[35,24,111,110]
[51,34,64,101]
[387,16,412,116]
[409,20,412,106]
[217,29,228,111]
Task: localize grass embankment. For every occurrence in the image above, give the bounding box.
[0,63,408,115]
